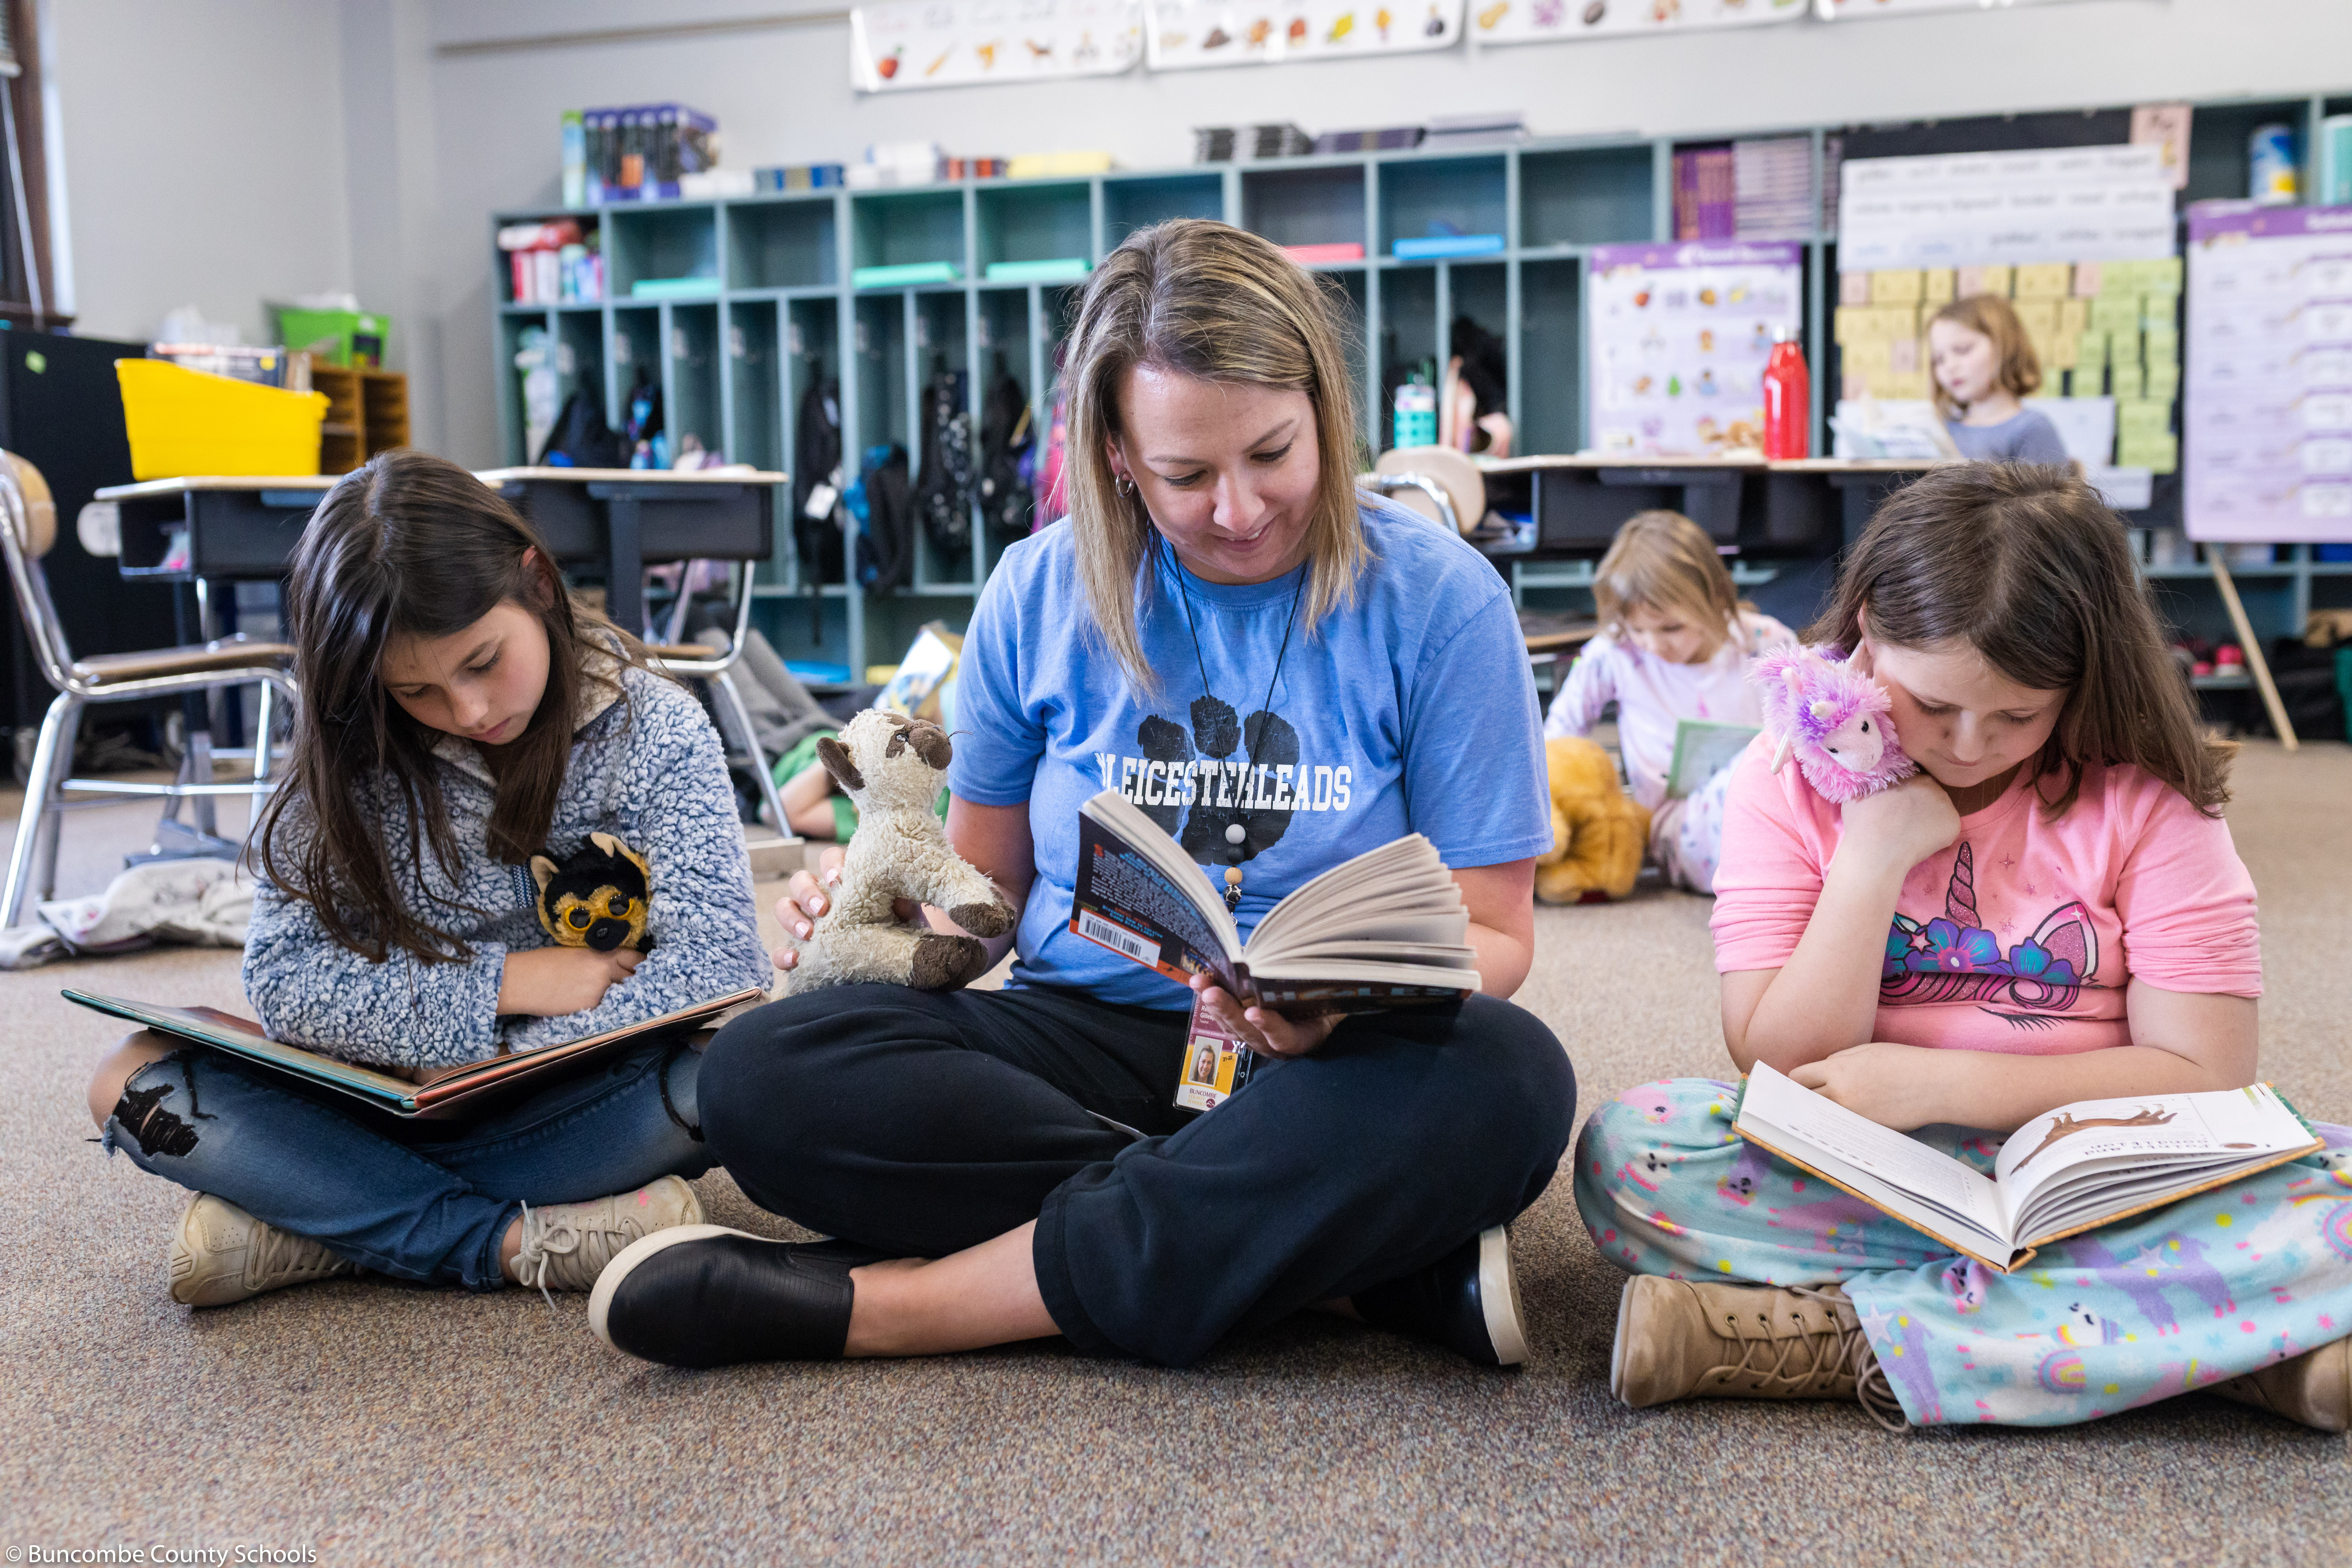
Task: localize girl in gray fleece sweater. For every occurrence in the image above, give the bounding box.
[87,451,771,1308]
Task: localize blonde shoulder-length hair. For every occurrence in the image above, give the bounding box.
[1061,218,1370,690]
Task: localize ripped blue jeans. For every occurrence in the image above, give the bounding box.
[103,1038,715,1291]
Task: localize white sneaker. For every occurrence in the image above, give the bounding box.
[511,1175,704,1303]
[169,1194,355,1308]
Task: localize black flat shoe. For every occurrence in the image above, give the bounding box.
[1352,1226,1530,1367]
[589,1225,860,1367]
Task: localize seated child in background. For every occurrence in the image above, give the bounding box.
[1927,294,2071,465]
[1576,463,2352,1433]
[1542,510,1790,893]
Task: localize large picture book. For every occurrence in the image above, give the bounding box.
[65,986,770,1121]
[1733,1061,2322,1273]
[1068,790,1479,1011]
[1665,719,1760,799]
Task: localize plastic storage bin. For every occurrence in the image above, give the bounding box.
[272,305,391,368]
[116,359,329,480]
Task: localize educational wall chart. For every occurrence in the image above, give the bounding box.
[2183,205,2352,545]
[1147,0,1460,65]
[1836,144,2176,272]
[1586,241,1804,458]
[852,0,1142,91]
[1475,0,1802,48]
[1813,0,2099,19]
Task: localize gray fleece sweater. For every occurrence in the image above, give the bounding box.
[243,659,772,1070]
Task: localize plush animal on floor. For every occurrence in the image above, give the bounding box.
[532,832,653,953]
[1535,735,1650,905]
[1751,645,1918,805]
[782,708,1016,994]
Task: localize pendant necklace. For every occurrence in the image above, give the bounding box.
[1169,540,1307,913]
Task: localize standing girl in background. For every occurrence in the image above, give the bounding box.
[1543,510,1790,894]
[84,450,770,1309]
[1577,464,2352,1432]
[1927,295,2071,465]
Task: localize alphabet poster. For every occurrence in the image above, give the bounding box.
[1146,0,1462,68]
[2183,205,2352,544]
[852,0,1142,91]
[1476,0,1803,49]
[1586,240,1804,457]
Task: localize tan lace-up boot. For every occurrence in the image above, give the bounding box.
[1610,1274,1907,1429]
[2208,1338,2351,1433]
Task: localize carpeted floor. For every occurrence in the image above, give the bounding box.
[2,747,2347,1565]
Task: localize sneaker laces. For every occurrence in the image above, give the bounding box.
[511,1198,644,1309]
[245,1216,344,1289]
[1703,1284,1909,1431]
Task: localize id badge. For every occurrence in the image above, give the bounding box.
[1174,989,1258,1112]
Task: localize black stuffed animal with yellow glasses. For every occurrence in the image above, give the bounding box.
[531,832,653,954]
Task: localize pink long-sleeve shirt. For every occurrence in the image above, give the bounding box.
[1710,742,2261,1056]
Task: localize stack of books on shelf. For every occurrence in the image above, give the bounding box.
[498,218,601,306]
[577,104,719,203]
[1732,137,1814,240]
[755,164,847,191]
[1421,112,1526,152]
[1194,124,1314,163]
[1673,144,1735,241]
[1312,125,1424,155]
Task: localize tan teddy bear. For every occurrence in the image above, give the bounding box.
[781,708,1017,994]
[1534,735,1651,905]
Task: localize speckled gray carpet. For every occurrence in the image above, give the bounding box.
[2,746,2346,1565]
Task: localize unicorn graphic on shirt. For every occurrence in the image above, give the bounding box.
[1881,843,2098,1020]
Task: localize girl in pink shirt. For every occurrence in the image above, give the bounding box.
[1542,511,1791,892]
[1574,464,2352,1431]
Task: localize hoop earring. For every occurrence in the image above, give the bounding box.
[1115,474,1136,498]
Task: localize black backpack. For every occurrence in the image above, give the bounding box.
[976,353,1035,544]
[913,355,975,558]
[855,442,915,595]
[790,373,844,640]
[536,376,625,469]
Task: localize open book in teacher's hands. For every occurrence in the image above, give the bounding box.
[1734,1061,2323,1273]
[1069,790,1480,1013]
[64,986,770,1121]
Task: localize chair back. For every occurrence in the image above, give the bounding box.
[0,452,79,689]
[1369,446,1485,536]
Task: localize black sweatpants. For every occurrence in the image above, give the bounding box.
[698,983,1577,1368]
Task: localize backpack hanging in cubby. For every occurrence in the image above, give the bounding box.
[847,441,914,595]
[913,355,976,557]
[790,371,844,643]
[976,352,1034,544]
[535,373,625,469]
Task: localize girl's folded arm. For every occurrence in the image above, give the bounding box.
[499,689,771,1051]
[241,884,507,1070]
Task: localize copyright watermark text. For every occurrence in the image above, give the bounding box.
[8,1549,317,1566]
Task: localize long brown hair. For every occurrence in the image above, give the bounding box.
[255,449,650,962]
[1062,218,1369,690]
[1928,293,2043,419]
[1809,463,2230,818]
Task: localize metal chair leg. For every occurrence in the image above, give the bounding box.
[711,670,792,840]
[3,691,78,927]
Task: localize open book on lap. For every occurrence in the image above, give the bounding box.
[65,986,769,1121]
[1069,790,1478,1011]
[1733,1061,2322,1273]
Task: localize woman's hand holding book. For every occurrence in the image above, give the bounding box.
[1186,971,1344,1059]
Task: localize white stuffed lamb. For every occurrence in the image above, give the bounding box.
[782,708,1016,994]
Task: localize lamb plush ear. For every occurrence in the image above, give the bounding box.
[816,735,865,792]
[529,855,559,896]
[909,722,952,771]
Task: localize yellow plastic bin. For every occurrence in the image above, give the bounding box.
[115,359,329,480]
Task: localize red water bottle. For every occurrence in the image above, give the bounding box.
[1762,330,1811,461]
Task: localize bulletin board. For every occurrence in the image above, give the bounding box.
[2183,205,2352,544]
[1585,241,1804,458]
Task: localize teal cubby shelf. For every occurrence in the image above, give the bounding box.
[491,90,2352,670]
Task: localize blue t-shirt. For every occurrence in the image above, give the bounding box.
[951,499,1552,1007]
[1946,408,2070,465]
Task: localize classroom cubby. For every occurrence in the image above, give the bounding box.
[491,88,2352,668]
[727,197,839,290]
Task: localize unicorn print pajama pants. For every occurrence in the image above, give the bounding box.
[1575,1077,2352,1427]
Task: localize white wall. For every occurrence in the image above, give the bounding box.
[47,0,2352,464]
[50,0,354,350]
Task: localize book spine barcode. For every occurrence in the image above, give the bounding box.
[1077,910,1153,964]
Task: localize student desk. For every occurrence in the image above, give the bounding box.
[471,468,784,634]
[1475,455,1945,555]
[91,475,338,842]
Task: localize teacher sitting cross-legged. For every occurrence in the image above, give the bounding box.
[588,218,1576,1371]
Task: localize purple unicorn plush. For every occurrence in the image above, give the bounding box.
[1750,645,1918,805]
